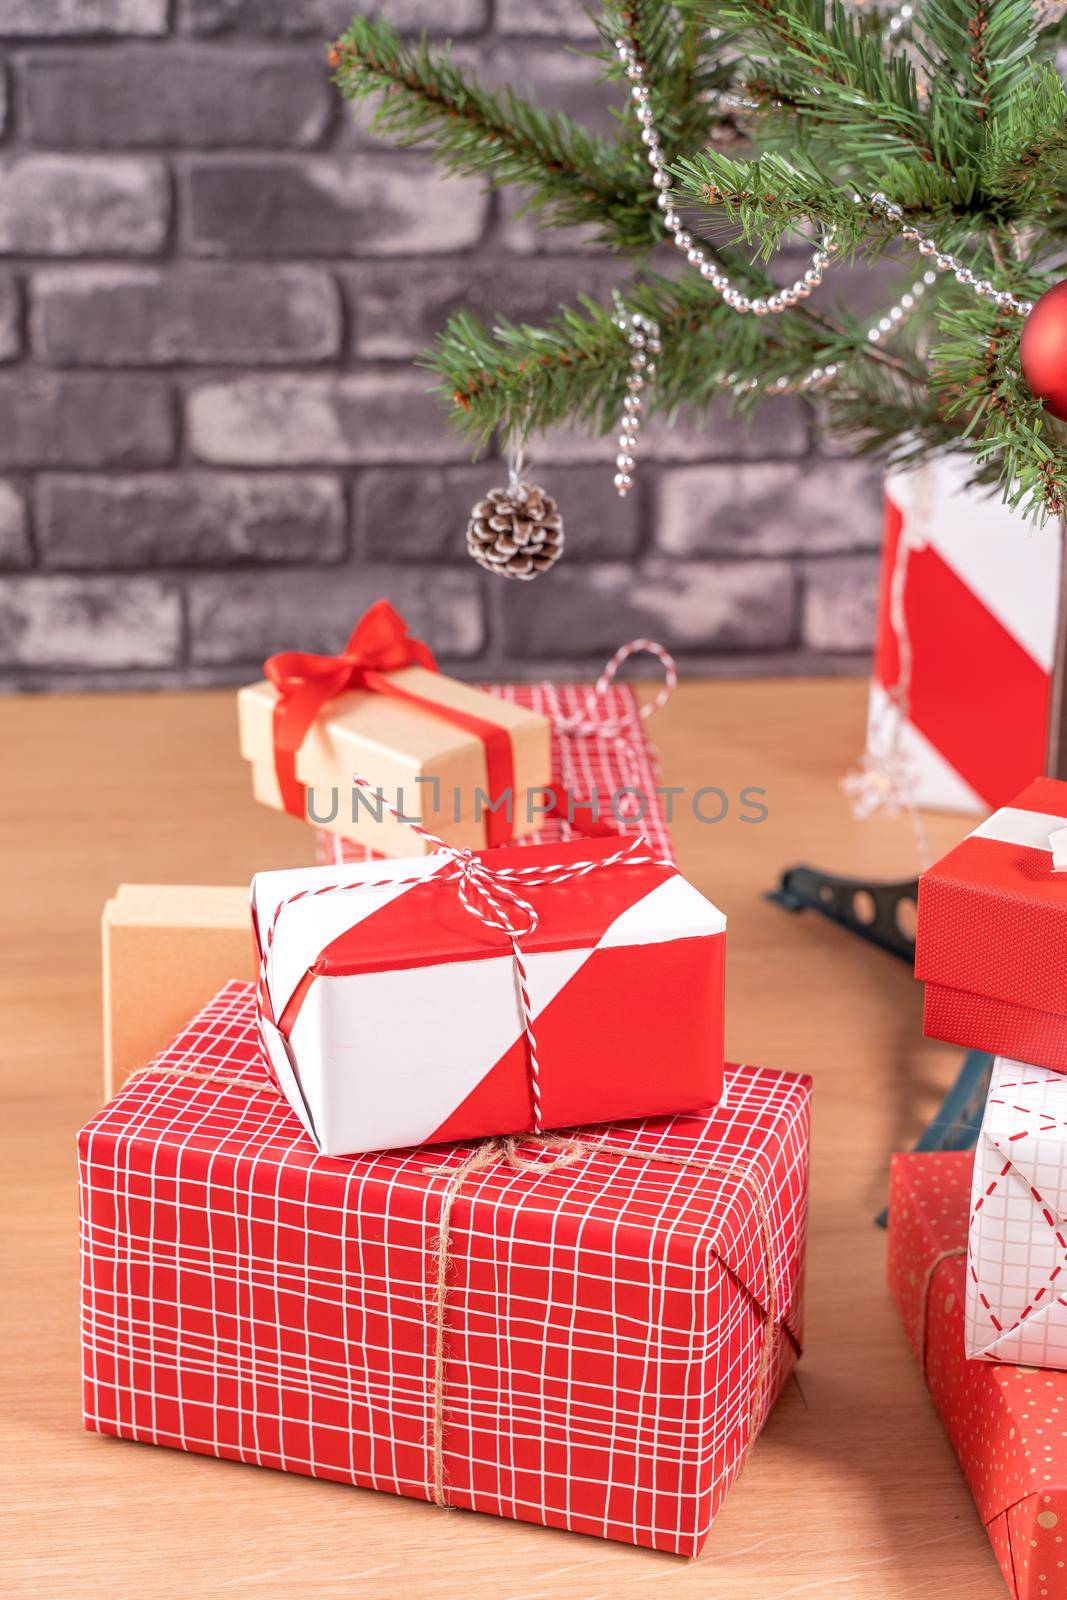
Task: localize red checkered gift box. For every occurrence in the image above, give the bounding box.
[917,776,1067,1071]
[316,674,676,867]
[79,981,811,1557]
[888,1151,1067,1600]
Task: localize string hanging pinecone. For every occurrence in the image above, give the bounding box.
[466,480,564,580]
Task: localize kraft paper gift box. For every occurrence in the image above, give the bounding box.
[252,838,726,1156]
[967,1055,1067,1369]
[916,777,1067,1072]
[889,1151,1067,1600]
[315,674,679,868]
[78,981,811,1557]
[238,600,551,858]
[102,884,255,1099]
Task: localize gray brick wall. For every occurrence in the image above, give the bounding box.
[0,0,883,691]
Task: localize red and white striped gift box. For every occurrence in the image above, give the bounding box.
[316,679,676,866]
[917,776,1067,1070]
[867,456,1061,814]
[252,838,726,1156]
[79,981,811,1557]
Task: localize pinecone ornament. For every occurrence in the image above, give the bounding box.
[466,480,564,580]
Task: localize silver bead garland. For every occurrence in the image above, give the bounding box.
[612,295,661,497]
[607,13,1036,492]
[866,192,1033,317]
[617,32,840,320]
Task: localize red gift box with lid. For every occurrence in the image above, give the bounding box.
[888,1151,1067,1600]
[79,981,811,1557]
[916,777,1067,1071]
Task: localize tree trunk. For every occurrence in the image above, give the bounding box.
[1047,517,1067,779]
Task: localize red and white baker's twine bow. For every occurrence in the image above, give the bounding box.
[260,774,674,1135]
[550,637,676,818]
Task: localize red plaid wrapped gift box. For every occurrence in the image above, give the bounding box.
[917,776,1067,1071]
[316,678,676,867]
[888,1150,1067,1600]
[80,981,811,1556]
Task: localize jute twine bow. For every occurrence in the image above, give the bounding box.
[917,1245,967,1374]
[259,775,673,1134]
[425,1129,781,1509]
[547,637,677,821]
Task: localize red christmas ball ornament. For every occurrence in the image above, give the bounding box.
[1020,281,1067,423]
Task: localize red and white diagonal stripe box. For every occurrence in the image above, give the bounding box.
[252,838,726,1155]
[867,456,1061,814]
[78,981,811,1557]
[316,679,676,866]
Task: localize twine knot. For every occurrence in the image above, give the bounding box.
[426,1127,782,1511]
[261,780,672,1139]
[444,846,539,939]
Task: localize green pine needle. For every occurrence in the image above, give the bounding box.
[334,1,1067,522]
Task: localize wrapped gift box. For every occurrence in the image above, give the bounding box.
[967,1055,1067,1369]
[867,456,1060,814]
[238,603,551,859]
[316,677,677,867]
[916,777,1067,1070]
[102,884,255,1099]
[252,838,726,1156]
[79,981,811,1557]
[888,1150,1067,1600]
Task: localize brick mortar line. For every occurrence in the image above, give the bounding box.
[9,548,824,575]
[0,11,877,682]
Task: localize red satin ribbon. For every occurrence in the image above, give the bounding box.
[263,599,517,849]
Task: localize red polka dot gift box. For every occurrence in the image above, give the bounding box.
[78,981,812,1558]
[916,777,1067,1073]
[888,1151,1067,1600]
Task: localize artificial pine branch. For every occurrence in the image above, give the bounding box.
[980,65,1067,209]
[337,0,1067,521]
[930,304,1067,515]
[916,0,1037,122]
[595,0,742,157]
[328,18,653,249]
[429,267,930,447]
[681,0,943,167]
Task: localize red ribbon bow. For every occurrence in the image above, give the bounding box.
[264,599,517,849]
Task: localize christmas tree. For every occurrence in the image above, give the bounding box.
[331,2,1067,521]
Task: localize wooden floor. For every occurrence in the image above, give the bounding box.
[2,679,1004,1599]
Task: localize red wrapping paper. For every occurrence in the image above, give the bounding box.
[888,1151,1067,1599]
[916,777,1067,1071]
[316,678,677,866]
[80,981,811,1556]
